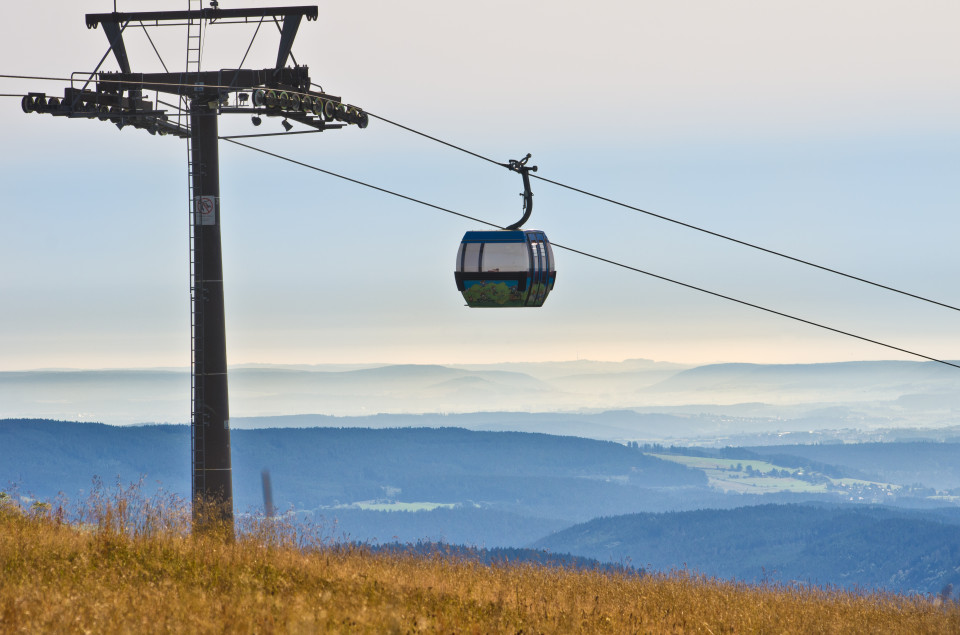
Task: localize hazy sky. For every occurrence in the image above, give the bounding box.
[1,0,958,370]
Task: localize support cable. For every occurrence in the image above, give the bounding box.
[2,74,85,82]
[158,97,189,116]
[222,138,499,228]
[549,241,960,370]
[138,20,169,115]
[366,112,503,168]
[363,111,960,315]
[140,21,170,73]
[220,130,322,139]
[232,17,264,85]
[71,21,128,106]
[199,15,207,70]
[78,49,115,95]
[530,172,960,314]
[222,138,960,371]
[4,73,956,313]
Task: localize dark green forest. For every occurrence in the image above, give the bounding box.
[535,504,960,595]
[1,419,705,515]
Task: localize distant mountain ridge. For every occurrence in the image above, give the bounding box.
[645,360,960,404]
[3,358,959,435]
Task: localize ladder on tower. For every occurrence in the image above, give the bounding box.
[181,0,202,130]
[186,0,204,499]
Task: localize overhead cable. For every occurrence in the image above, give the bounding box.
[363,111,960,315]
[365,112,503,168]
[222,138,960,371]
[4,74,956,313]
[530,172,960,314]
[222,138,501,228]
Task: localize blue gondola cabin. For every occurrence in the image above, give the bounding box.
[455,230,556,307]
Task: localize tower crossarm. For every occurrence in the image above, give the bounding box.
[85,6,319,29]
[86,6,319,80]
[20,64,368,137]
[95,68,314,96]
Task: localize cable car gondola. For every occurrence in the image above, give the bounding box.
[455,155,556,307]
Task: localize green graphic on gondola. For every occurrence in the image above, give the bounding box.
[462,280,523,307]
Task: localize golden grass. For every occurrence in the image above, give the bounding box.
[1,489,958,634]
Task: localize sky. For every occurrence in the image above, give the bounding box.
[1,0,958,371]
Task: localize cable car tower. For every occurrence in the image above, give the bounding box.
[20,3,368,531]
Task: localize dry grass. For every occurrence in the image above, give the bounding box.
[1,487,958,634]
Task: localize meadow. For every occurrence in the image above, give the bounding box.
[1,486,958,634]
[649,452,896,496]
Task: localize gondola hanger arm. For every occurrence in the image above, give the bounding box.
[501,153,538,230]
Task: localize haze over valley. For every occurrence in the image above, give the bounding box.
[4,358,960,444]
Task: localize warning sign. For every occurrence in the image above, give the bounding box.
[194,195,218,226]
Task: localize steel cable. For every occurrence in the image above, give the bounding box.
[222,137,960,371]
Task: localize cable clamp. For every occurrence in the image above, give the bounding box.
[502,153,538,174]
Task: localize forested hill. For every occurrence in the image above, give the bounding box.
[1,419,191,496]
[0,419,705,515]
[534,503,960,595]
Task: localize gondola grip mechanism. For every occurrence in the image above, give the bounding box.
[501,153,537,230]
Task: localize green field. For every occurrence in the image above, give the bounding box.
[708,475,829,494]
[345,501,458,512]
[647,453,894,495]
[649,454,784,474]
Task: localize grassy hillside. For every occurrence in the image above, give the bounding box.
[2,496,957,634]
